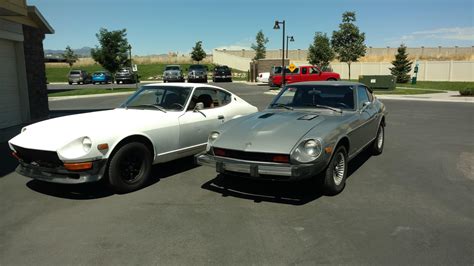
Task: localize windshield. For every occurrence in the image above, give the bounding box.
[189,65,205,71]
[271,85,355,110]
[120,86,192,111]
[69,71,81,75]
[165,66,180,71]
[118,69,131,73]
[216,66,229,71]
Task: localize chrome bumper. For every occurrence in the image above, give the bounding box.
[16,160,107,184]
[195,153,324,180]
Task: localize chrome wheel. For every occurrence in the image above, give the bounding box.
[377,126,384,149]
[332,152,345,185]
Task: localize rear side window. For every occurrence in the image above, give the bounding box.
[188,88,231,110]
[357,86,370,108]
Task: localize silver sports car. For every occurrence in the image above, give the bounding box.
[196,81,387,195]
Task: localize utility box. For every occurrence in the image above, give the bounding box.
[358,75,396,90]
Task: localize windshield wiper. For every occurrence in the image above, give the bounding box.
[127,104,167,113]
[303,104,342,113]
[270,103,293,110]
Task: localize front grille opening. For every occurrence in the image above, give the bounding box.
[213,147,289,163]
[12,145,63,168]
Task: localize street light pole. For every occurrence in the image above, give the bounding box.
[286,36,294,59]
[274,20,286,86]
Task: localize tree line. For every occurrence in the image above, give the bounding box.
[252,11,412,82]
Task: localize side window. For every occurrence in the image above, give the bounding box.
[357,86,370,109]
[217,89,231,106]
[309,67,319,74]
[302,67,308,74]
[188,88,222,110]
[365,87,374,102]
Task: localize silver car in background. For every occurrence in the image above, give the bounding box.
[197,81,387,195]
[163,65,185,83]
[68,69,91,85]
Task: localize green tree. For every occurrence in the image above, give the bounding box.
[90,28,129,74]
[307,32,335,70]
[191,41,206,63]
[331,11,367,80]
[390,44,413,83]
[251,30,269,60]
[62,45,78,68]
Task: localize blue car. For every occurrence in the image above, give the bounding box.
[92,71,114,84]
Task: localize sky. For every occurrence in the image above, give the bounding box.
[29,0,474,55]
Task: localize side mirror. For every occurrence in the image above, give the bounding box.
[360,101,371,112]
[194,102,204,111]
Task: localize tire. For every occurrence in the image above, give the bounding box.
[327,78,337,81]
[322,146,348,195]
[371,123,385,155]
[107,142,152,193]
[68,82,73,85]
[92,82,96,85]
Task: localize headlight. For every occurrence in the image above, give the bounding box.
[206,131,220,151]
[292,138,323,163]
[82,137,92,152]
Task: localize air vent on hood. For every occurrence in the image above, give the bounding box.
[298,114,319,120]
[258,113,275,119]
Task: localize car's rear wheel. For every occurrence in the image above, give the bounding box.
[371,124,385,155]
[327,78,337,81]
[107,142,152,193]
[322,146,348,195]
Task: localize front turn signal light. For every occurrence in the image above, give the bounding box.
[64,162,93,171]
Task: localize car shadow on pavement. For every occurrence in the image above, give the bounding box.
[201,149,373,205]
[26,155,200,199]
[202,175,324,205]
[26,180,114,200]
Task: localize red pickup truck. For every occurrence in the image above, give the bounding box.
[269,65,340,87]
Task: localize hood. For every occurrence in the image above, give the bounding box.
[213,111,328,154]
[9,109,169,151]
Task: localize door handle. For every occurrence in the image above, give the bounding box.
[218,115,225,120]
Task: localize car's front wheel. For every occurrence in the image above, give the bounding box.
[107,142,152,193]
[371,124,385,155]
[322,146,348,195]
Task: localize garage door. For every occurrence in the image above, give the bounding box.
[0,38,22,129]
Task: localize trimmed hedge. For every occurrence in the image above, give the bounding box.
[459,88,474,96]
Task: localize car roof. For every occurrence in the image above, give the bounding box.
[165,65,180,67]
[141,82,232,93]
[288,81,364,86]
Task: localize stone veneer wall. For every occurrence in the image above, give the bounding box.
[22,25,49,121]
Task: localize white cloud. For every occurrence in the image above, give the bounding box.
[214,38,253,51]
[387,27,474,46]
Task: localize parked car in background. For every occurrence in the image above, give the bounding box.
[269,65,340,87]
[163,65,185,82]
[187,64,208,83]
[213,65,232,82]
[92,71,114,84]
[9,83,258,193]
[116,67,139,84]
[257,72,270,83]
[197,81,387,195]
[68,70,91,85]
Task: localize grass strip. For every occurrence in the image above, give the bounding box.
[49,88,137,97]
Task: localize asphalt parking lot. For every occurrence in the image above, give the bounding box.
[1,82,473,264]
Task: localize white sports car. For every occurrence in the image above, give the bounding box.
[9,83,257,193]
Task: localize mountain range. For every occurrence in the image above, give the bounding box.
[44,47,92,57]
